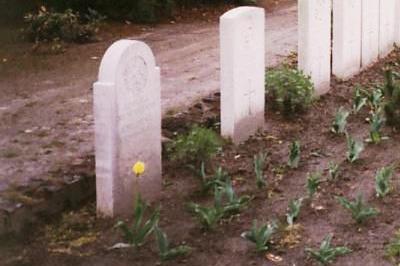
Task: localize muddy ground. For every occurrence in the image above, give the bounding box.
[0,1,297,199]
[2,46,400,265]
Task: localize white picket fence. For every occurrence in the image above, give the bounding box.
[299,0,400,94]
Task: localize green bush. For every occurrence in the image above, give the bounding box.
[24,7,104,43]
[168,126,222,166]
[382,69,400,128]
[265,67,314,116]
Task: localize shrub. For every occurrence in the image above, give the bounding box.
[382,69,400,128]
[23,7,104,43]
[265,66,314,116]
[168,126,222,166]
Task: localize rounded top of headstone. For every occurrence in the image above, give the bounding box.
[97,40,156,84]
[220,6,265,20]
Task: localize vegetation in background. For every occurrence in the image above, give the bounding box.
[265,66,314,116]
[23,6,104,43]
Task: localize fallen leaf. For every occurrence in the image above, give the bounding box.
[108,243,132,250]
[266,253,283,263]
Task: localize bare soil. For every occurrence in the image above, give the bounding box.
[2,46,400,266]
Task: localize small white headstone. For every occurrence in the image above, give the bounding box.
[94,40,161,217]
[379,0,396,57]
[361,0,380,68]
[298,0,331,95]
[332,0,362,80]
[220,7,265,144]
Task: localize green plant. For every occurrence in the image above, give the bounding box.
[286,198,303,226]
[366,87,384,112]
[115,195,159,248]
[288,141,301,169]
[265,66,314,116]
[375,166,393,198]
[328,162,340,180]
[241,220,277,253]
[382,69,400,128]
[188,181,250,230]
[154,226,191,261]
[353,85,368,113]
[385,230,400,262]
[168,125,222,166]
[346,134,364,163]
[199,163,229,193]
[331,107,350,134]
[336,194,378,224]
[24,7,104,43]
[254,152,267,189]
[221,179,251,214]
[368,111,385,144]
[306,172,321,198]
[306,234,352,265]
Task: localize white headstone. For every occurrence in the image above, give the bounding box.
[298,0,331,95]
[361,0,380,68]
[220,7,265,144]
[94,40,162,217]
[396,0,400,45]
[332,0,362,80]
[379,0,396,57]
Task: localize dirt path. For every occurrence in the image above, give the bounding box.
[0,3,297,194]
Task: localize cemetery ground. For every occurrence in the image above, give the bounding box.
[2,46,400,265]
[0,0,296,193]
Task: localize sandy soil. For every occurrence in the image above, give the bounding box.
[0,2,297,194]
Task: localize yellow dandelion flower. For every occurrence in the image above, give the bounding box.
[132,161,145,177]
